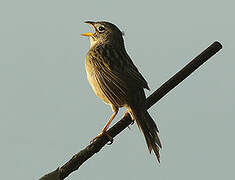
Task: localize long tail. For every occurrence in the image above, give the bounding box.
[132,108,162,162]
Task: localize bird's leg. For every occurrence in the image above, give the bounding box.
[101,107,118,133]
[91,106,118,144]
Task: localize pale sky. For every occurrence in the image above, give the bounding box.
[0,0,234,179]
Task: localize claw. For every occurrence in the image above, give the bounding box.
[90,137,97,144]
[106,133,113,145]
[90,131,113,145]
[123,111,130,118]
[123,111,135,124]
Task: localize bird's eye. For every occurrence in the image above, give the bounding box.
[98,26,105,32]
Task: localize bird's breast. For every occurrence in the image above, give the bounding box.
[85,56,111,105]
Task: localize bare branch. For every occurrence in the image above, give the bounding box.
[39,41,222,180]
[146,41,223,108]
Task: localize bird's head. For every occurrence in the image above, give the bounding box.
[82,21,124,48]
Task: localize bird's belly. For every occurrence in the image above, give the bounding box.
[85,63,111,105]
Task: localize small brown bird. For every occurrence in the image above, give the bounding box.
[82,21,161,162]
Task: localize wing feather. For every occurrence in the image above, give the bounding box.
[89,44,149,107]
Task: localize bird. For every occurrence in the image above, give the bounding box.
[82,21,162,162]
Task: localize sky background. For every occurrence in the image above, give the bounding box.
[0,0,234,179]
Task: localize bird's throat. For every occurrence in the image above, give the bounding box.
[89,36,98,48]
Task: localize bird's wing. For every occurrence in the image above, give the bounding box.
[89,44,149,107]
[97,44,149,89]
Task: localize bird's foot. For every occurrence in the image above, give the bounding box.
[90,131,113,145]
[123,111,135,125]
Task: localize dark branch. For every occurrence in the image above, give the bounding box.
[40,41,222,180]
[146,41,223,108]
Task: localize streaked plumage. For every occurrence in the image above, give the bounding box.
[82,21,162,162]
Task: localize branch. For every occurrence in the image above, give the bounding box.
[146,41,223,108]
[39,41,222,180]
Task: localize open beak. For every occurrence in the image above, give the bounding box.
[81,21,96,37]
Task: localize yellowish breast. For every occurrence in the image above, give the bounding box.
[85,57,111,105]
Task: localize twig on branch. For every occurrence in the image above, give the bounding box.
[39,41,222,180]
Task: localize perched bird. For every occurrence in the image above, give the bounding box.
[82,21,162,162]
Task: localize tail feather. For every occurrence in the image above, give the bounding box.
[134,110,162,162]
